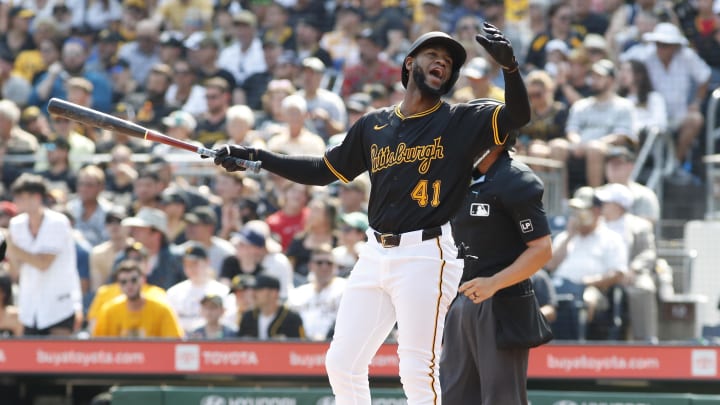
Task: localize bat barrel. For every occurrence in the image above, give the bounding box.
[47,98,147,137]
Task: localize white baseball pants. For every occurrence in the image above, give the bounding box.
[325,223,463,405]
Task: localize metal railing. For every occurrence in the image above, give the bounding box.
[703,87,720,218]
[514,154,566,217]
[2,153,219,179]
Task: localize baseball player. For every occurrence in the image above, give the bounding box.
[212,24,530,405]
[441,122,553,404]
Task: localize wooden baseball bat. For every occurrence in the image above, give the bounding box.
[46,98,262,173]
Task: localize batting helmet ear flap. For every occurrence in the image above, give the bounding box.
[401,56,412,88]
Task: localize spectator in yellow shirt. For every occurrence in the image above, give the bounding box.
[87,242,167,329]
[92,260,182,338]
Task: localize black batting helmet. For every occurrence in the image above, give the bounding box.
[401,31,467,92]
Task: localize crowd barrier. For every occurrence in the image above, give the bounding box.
[110,386,720,405]
[1,340,719,381]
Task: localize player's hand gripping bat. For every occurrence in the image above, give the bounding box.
[46,98,262,173]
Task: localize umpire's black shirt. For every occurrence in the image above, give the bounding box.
[451,151,551,283]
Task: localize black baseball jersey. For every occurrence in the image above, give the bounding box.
[324,100,509,234]
[451,152,551,282]
[238,305,305,339]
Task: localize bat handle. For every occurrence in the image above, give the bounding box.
[197,147,262,173]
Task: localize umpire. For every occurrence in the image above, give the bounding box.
[441,122,553,404]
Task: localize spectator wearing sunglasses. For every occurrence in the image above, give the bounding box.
[92,259,183,338]
[86,242,168,331]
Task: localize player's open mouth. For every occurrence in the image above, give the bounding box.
[429,67,444,80]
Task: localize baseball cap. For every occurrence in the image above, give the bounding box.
[591,59,615,77]
[296,16,323,32]
[545,39,570,56]
[346,93,371,112]
[606,145,636,162]
[340,211,369,232]
[151,63,173,80]
[200,293,224,306]
[302,57,326,73]
[230,274,256,292]
[461,57,490,79]
[159,31,185,48]
[105,206,127,223]
[98,29,123,43]
[183,242,208,259]
[45,137,71,151]
[583,33,608,52]
[568,186,600,210]
[121,207,169,236]
[233,10,257,28]
[162,110,197,131]
[423,0,444,7]
[21,106,41,123]
[184,205,217,225]
[159,189,189,206]
[357,28,386,48]
[9,6,34,19]
[231,227,266,248]
[186,32,220,51]
[252,275,281,290]
[595,183,633,210]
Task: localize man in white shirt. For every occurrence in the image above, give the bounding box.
[596,183,658,341]
[6,173,82,336]
[288,245,347,341]
[297,57,348,141]
[622,23,711,167]
[181,205,235,275]
[604,146,660,226]
[546,187,628,324]
[166,243,236,334]
[552,59,637,187]
[217,10,267,88]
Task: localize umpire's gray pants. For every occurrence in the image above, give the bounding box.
[440,294,529,405]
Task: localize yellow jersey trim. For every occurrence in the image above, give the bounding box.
[428,237,445,405]
[491,105,508,145]
[323,156,350,183]
[394,100,443,120]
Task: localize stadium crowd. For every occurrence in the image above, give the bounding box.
[0,0,718,342]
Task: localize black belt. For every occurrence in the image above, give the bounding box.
[373,226,443,248]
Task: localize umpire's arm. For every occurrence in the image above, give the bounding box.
[459,235,552,303]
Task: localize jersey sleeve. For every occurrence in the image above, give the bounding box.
[501,169,551,243]
[465,99,512,151]
[323,116,371,183]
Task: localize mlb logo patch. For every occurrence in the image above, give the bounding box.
[520,219,533,233]
[470,203,490,216]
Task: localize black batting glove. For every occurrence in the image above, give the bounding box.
[475,22,517,70]
[212,144,258,172]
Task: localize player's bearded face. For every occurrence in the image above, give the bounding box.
[412,62,447,97]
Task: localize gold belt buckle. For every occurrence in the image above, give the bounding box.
[380,233,397,248]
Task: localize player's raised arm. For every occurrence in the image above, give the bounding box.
[476,22,531,130]
[211,145,338,185]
